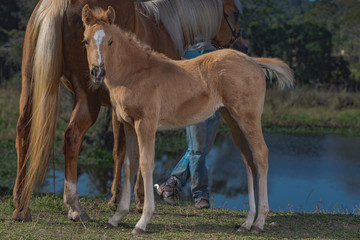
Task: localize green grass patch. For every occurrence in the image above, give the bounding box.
[0,195,359,239]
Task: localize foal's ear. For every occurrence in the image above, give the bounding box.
[105,6,116,25]
[82,4,93,26]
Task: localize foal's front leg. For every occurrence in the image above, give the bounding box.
[108,111,126,209]
[131,120,156,234]
[108,124,139,227]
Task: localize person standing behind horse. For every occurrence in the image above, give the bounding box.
[155,39,221,209]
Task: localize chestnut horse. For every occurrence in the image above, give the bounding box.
[13,0,244,222]
[82,5,294,234]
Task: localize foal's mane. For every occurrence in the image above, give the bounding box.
[136,0,223,54]
[122,30,169,59]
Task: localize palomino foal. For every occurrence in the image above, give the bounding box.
[82,5,294,234]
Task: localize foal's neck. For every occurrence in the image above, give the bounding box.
[106,27,155,86]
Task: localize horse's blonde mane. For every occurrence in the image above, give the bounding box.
[116,25,169,59]
[136,0,223,54]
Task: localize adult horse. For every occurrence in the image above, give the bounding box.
[82,5,294,234]
[13,0,244,222]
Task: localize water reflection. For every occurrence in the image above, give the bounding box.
[41,133,360,213]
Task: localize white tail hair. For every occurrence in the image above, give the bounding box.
[254,57,295,89]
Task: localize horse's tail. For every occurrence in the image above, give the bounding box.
[19,0,70,211]
[253,57,295,89]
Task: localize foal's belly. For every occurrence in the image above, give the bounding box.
[157,102,223,131]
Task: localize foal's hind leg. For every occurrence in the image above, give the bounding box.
[108,111,126,209]
[220,108,257,231]
[63,90,102,221]
[222,108,269,232]
[108,124,139,227]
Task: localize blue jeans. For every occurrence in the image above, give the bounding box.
[171,110,221,201]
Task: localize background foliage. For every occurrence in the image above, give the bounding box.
[240,0,360,90]
[1,0,359,89]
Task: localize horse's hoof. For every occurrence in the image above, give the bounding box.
[108,196,119,210]
[131,227,145,235]
[251,226,263,234]
[68,210,91,222]
[105,223,115,229]
[80,212,91,221]
[237,226,250,232]
[107,200,118,210]
[12,209,32,222]
[136,203,143,214]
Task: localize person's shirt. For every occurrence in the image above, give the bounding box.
[183,40,215,59]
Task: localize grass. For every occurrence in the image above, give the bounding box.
[1,194,360,239]
[260,87,360,135]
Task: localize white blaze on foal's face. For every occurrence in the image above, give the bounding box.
[94,29,106,65]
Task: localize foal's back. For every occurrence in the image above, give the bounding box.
[145,49,266,129]
[174,49,266,98]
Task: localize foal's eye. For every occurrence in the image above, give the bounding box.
[108,40,113,46]
[84,40,89,46]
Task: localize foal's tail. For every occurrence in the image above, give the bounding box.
[253,57,295,89]
[18,0,70,211]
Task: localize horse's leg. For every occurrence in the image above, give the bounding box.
[225,108,269,232]
[134,167,144,213]
[131,120,156,234]
[220,108,257,231]
[13,73,32,221]
[108,124,139,226]
[63,91,102,221]
[108,110,126,209]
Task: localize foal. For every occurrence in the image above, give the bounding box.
[82,5,294,234]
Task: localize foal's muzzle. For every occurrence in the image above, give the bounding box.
[90,64,106,85]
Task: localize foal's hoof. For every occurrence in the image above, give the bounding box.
[68,210,91,222]
[251,226,263,234]
[131,227,145,235]
[12,209,32,222]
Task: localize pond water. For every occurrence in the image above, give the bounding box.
[41,133,360,213]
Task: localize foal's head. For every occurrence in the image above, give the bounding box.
[82,4,116,86]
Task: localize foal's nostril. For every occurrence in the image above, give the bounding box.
[90,68,96,77]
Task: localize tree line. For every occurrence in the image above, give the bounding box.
[240,0,360,90]
[1,0,359,90]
